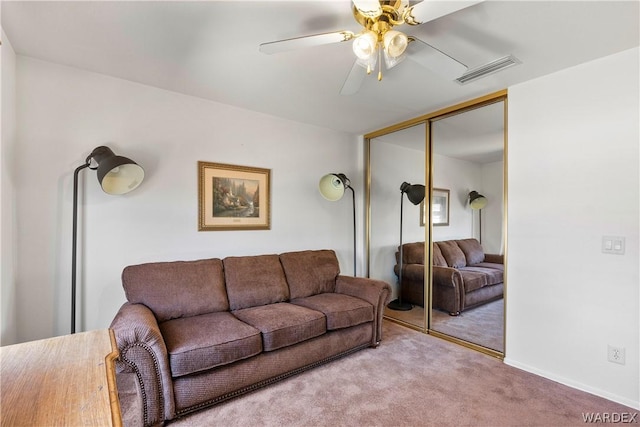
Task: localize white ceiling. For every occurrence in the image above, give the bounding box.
[2,1,639,135]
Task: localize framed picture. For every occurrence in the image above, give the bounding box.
[421,188,450,226]
[432,188,450,226]
[198,161,271,231]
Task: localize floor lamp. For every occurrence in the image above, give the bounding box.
[72,146,145,334]
[468,190,487,244]
[388,182,425,311]
[318,173,356,276]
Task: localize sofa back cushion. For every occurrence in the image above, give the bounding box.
[122,258,227,322]
[436,241,467,268]
[432,243,447,267]
[456,238,485,265]
[279,250,339,299]
[400,242,425,265]
[224,254,290,310]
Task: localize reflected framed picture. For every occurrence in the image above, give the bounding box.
[198,161,271,231]
[421,188,450,226]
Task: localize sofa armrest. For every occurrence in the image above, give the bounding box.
[484,253,504,264]
[432,266,463,315]
[110,302,174,427]
[335,275,391,347]
[432,266,460,288]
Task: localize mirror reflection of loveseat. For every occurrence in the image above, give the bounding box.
[394,238,503,315]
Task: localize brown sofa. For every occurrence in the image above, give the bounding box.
[110,249,391,426]
[395,238,503,315]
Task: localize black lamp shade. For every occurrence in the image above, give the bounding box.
[90,146,144,195]
[400,182,426,205]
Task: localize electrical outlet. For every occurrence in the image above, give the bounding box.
[608,345,626,365]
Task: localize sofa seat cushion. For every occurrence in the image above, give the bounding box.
[474,262,504,272]
[160,312,262,378]
[462,266,503,286]
[290,293,373,330]
[457,270,488,293]
[233,303,326,351]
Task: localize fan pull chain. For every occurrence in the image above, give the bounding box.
[378,46,383,81]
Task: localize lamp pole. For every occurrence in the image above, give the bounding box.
[348,184,356,277]
[318,173,357,277]
[388,182,424,311]
[71,161,90,334]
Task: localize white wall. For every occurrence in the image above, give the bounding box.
[431,154,504,255]
[506,47,639,409]
[370,138,425,297]
[432,153,480,242]
[1,29,18,345]
[13,56,362,342]
[481,160,504,255]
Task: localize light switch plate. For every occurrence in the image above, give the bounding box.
[602,236,625,255]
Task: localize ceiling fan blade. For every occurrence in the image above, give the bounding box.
[352,0,383,19]
[259,31,355,54]
[406,37,467,80]
[404,0,485,25]
[340,60,367,96]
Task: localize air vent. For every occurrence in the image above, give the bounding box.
[456,55,521,84]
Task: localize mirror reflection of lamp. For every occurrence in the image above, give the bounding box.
[388,182,425,311]
[318,173,356,276]
[468,190,488,244]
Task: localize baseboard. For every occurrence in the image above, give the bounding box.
[503,357,640,410]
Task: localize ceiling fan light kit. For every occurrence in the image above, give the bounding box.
[259,0,512,93]
[353,30,378,60]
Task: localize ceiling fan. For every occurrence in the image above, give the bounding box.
[259,0,483,95]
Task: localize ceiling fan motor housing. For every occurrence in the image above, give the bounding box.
[353,0,410,33]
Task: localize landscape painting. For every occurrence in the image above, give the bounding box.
[198,161,270,231]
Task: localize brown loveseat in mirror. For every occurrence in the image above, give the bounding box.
[394,239,503,315]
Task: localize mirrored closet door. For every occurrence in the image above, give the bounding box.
[428,96,506,355]
[367,123,428,330]
[365,91,507,356]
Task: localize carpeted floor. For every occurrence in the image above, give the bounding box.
[384,299,503,352]
[431,298,504,352]
[119,320,636,426]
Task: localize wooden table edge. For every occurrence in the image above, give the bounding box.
[106,328,123,427]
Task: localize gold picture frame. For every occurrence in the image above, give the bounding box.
[421,188,450,227]
[198,161,271,231]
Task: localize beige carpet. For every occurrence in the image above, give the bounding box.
[120,320,636,426]
[431,298,504,352]
[384,299,503,352]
